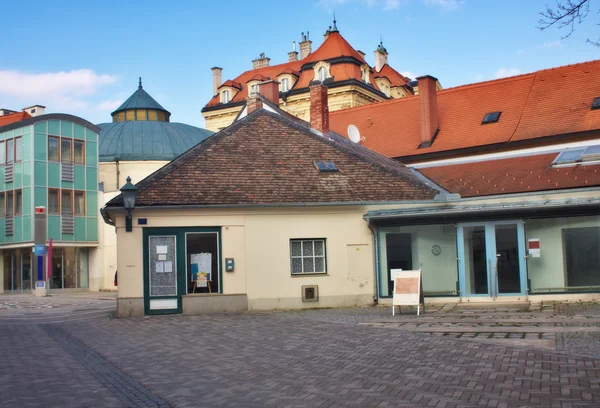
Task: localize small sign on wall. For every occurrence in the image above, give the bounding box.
[528,239,541,258]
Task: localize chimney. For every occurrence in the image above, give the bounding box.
[252,53,270,69]
[416,75,439,148]
[258,80,280,106]
[310,83,329,134]
[288,41,299,62]
[211,67,223,96]
[374,42,388,72]
[356,50,366,61]
[246,93,263,114]
[22,105,46,117]
[299,32,312,60]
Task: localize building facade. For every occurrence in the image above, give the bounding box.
[0,114,101,293]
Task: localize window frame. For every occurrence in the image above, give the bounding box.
[14,136,22,162]
[281,78,289,92]
[6,191,13,216]
[221,90,230,104]
[74,140,85,165]
[61,190,73,216]
[482,111,502,125]
[14,189,22,216]
[0,192,4,218]
[318,66,327,82]
[0,140,4,165]
[290,238,327,275]
[74,190,85,216]
[61,138,73,164]
[6,138,14,163]
[48,189,61,214]
[48,136,60,162]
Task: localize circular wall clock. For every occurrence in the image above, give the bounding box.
[431,245,442,256]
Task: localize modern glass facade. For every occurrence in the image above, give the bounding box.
[377,214,600,299]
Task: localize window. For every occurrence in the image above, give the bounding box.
[318,66,327,82]
[61,190,72,215]
[482,111,502,124]
[553,145,600,166]
[48,189,60,214]
[14,190,22,215]
[290,239,326,274]
[61,139,72,163]
[0,193,4,217]
[74,191,85,215]
[0,141,4,164]
[281,78,289,92]
[6,139,14,163]
[74,140,85,164]
[250,84,259,95]
[15,137,22,162]
[314,160,338,172]
[385,86,390,97]
[221,90,230,104]
[6,191,13,216]
[592,97,600,110]
[48,137,60,161]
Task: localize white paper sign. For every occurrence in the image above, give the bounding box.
[158,254,166,261]
[390,268,402,281]
[191,253,212,281]
[156,246,168,254]
[164,261,173,273]
[155,262,164,273]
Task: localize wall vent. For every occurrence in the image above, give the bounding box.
[5,162,13,183]
[62,214,74,234]
[302,285,319,302]
[61,162,74,182]
[5,216,13,236]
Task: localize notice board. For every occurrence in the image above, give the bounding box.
[392,269,424,316]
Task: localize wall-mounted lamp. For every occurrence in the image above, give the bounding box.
[120,176,138,232]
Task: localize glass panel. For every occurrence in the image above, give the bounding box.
[291,241,301,256]
[291,258,303,273]
[0,141,5,164]
[61,139,72,163]
[62,191,72,215]
[314,241,324,256]
[48,138,59,161]
[15,191,22,215]
[495,224,521,294]
[149,236,177,297]
[385,233,413,296]
[564,227,600,287]
[15,137,22,161]
[74,192,84,215]
[7,139,14,163]
[78,248,89,288]
[554,149,585,164]
[7,192,13,216]
[63,247,76,288]
[48,190,59,213]
[302,241,313,256]
[314,257,325,272]
[51,249,63,289]
[0,194,4,217]
[74,141,84,164]
[303,257,314,273]
[186,233,219,294]
[22,252,31,291]
[463,225,489,295]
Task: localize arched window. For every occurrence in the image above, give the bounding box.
[318,66,327,82]
[221,90,230,104]
[281,78,290,92]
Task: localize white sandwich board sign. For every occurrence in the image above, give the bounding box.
[392,269,424,316]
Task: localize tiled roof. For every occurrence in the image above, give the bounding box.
[0,111,31,127]
[219,79,243,90]
[419,153,600,197]
[106,109,438,207]
[329,60,600,159]
[204,31,385,109]
[373,64,411,87]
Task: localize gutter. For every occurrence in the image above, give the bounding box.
[100,206,115,227]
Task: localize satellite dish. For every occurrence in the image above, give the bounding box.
[348,124,361,143]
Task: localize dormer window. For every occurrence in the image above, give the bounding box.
[482,111,502,124]
[250,84,259,95]
[221,90,230,104]
[281,78,290,92]
[318,66,327,82]
[361,66,370,83]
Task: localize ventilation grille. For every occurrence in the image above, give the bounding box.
[61,162,74,182]
[301,285,319,302]
[5,216,14,236]
[62,215,74,234]
[4,162,13,183]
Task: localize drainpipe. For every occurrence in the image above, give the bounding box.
[367,222,380,305]
[116,160,120,191]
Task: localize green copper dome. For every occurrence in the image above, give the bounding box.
[111,78,171,122]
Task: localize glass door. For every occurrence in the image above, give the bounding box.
[145,235,181,314]
[458,221,527,299]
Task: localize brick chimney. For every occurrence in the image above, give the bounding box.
[211,67,222,95]
[246,94,263,114]
[259,80,280,106]
[416,75,439,148]
[288,41,299,62]
[252,53,270,69]
[299,32,312,60]
[310,83,329,134]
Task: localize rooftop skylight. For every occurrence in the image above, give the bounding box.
[592,97,600,110]
[314,161,339,172]
[552,145,600,166]
[482,111,502,125]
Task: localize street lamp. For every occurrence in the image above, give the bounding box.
[120,176,138,232]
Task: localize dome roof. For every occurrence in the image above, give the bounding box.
[97,121,214,162]
[111,78,169,116]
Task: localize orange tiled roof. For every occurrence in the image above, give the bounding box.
[420,153,600,197]
[204,31,384,109]
[329,60,600,159]
[0,111,31,127]
[374,64,411,87]
[218,79,242,90]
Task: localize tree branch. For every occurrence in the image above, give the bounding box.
[538,0,591,38]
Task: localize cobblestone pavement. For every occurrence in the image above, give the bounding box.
[2,296,600,407]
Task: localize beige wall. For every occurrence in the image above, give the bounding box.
[99,161,169,193]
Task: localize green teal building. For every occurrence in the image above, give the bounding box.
[0,114,100,293]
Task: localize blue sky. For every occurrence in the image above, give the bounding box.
[1,0,598,128]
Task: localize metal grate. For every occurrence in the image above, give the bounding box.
[61,162,74,182]
[5,162,13,183]
[5,216,13,236]
[62,214,74,234]
[301,285,319,302]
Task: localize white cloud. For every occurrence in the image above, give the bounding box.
[401,71,414,79]
[543,40,563,48]
[495,68,521,79]
[422,0,463,10]
[97,99,124,111]
[0,69,117,112]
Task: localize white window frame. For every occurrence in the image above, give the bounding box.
[281,78,289,92]
[221,90,230,104]
[290,239,327,275]
[318,66,327,82]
